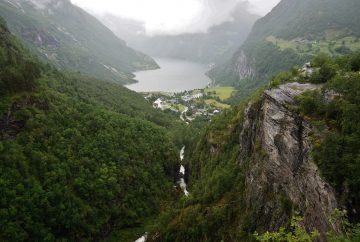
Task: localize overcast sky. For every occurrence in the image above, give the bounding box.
[71,0,281,35]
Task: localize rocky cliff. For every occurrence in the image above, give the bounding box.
[147,82,342,242]
[238,83,338,238]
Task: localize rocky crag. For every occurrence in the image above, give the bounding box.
[237,83,339,239]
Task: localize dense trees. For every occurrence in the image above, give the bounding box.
[255,210,360,242]
[0,19,182,241]
[290,53,360,222]
[254,213,320,242]
[0,19,40,95]
[0,97,178,240]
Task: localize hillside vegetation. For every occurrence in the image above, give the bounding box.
[0,0,158,84]
[147,52,360,242]
[0,18,185,241]
[208,0,360,101]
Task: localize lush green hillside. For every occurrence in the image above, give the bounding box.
[0,15,40,95]
[247,0,360,42]
[147,53,360,242]
[0,18,184,241]
[0,0,158,84]
[209,0,360,100]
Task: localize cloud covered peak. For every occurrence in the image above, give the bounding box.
[70,0,280,35]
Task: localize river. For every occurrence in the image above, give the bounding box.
[126,58,212,93]
[134,146,188,242]
[179,146,189,196]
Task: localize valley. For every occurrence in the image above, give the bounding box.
[1,0,360,242]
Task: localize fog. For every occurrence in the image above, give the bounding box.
[71,0,281,35]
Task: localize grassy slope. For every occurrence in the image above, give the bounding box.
[209,0,360,100]
[266,35,360,56]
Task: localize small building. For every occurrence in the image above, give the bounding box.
[213,110,220,114]
[192,93,204,99]
[153,98,163,109]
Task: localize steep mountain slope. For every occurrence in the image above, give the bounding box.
[209,0,360,97]
[147,53,360,241]
[0,18,184,241]
[99,2,259,64]
[0,0,158,84]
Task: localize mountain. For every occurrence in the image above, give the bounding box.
[209,0,360,97]
[98,1,259,64]
[147,52,360,241]
[0,18,188,241]
[0,0,159,84]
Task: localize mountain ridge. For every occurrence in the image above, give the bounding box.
[98,1,259,64]
[208,0,360,99]
[0,0,159,84]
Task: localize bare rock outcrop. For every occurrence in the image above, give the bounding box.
[234,50,256,80]
[238,83,338,239]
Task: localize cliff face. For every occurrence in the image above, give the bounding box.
[234,51,256,80]
[238,83,338,238]
[209,0,360,93]
[147,82,342,242]
[206,50,256,87]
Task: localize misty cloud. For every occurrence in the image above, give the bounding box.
[71,0,281,35]
[28,0,55,9]
[247,0,281,15]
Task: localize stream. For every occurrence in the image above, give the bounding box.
[178,146,189,196]
[134,146,189,242]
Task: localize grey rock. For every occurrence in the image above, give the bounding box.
[235,51,256,80]
[238,82,338,240]
[265,82,322,105]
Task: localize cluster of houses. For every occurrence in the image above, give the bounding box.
[150,92,222,122]
[180,93,204,102]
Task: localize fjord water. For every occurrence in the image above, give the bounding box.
[126,58,212,92]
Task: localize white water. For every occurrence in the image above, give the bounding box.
[135,233,147,242]
[180,165,185,175]
[134,146,188,242]
[180,146,185,160]
[179,178,189,196]
[179,146,189,196]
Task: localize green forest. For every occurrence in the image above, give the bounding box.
[0,18,188,241]
[1,0,360,240]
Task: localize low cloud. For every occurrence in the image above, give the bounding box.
[247,0,281,15]
[71,0,281,35]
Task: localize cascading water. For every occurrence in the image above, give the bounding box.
[134,146,189,242]
[178,146,189,196]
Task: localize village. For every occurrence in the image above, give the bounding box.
[144,87,235,123]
